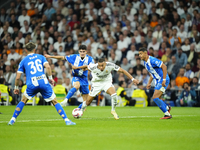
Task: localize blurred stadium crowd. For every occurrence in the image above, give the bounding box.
[1,0,200,106]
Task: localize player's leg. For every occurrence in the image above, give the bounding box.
[8,86,37,125]
[81,95,95,111]
[77,94,88,109]
[61,78,80,107]
[153,90,172,119]
[40,83,76,125]
[160,79,171,113]
[77,85,89,109]
[8,94,29,125]
[51,98,76,125]
[80,83,100,112]
[106,85,119,120]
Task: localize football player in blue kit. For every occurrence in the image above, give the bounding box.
[8,42,76,125]
[45,45,94,107]
[138,47,172,119]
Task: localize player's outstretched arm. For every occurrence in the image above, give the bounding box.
[44,62,54,85]
[14,72,22,95]
[44,54,65,60]
[117,68,139,85]
[71,65,88,70]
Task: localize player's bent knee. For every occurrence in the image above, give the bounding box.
[74,83,80,89]
[51,99,58,105]
[21,96,28,104]
[152,96,158,100]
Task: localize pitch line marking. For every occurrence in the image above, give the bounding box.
[0,115,198,124]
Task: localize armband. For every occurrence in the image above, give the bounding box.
[131,78,135,81]
[163,79,166,81]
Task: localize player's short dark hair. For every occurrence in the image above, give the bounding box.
[79,45,87,50]
[139,47,147,52]
[98,58,105,63]
[118,81,124,86]
[25,42,36,51]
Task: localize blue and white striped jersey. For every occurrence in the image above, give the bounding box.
[143,56,169,84]
[65,54,94,78]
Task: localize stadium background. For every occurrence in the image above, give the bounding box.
[0,0,200,107]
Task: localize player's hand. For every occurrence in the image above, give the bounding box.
[14,89,19,95]
[49,79,55,85]
[146,83,151,89]
[162,80,166,87]
[44,54,51,58]
[132,79,139,85]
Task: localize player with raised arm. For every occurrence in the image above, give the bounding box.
[45,45,94,107]
[138,47,172,119]
[72,58,139,120]
[8,42,76,125]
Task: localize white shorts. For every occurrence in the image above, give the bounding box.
[89,81,114,97]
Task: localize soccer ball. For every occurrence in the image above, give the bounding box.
[72,108,83,119]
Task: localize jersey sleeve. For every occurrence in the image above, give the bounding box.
[106,62,120,71]
[17,60,25,73]
[65,54,75,64]
[87,63,97,71]
[88,56,94,65]
[151,57,163,68]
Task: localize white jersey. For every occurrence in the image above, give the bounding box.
[88,62,120,82]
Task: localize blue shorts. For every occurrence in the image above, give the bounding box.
[24,80,55,102]
[155,77,170,93]
[72,77,89,94]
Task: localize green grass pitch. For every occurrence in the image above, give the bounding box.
[0,106,200,150]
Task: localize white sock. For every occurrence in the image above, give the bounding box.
[64,118,70,122]
[166,106,169,110]
[164,111,170,116]
[111,93,118,111]
[62,98,68,104]
[11,117,16,122]
[81,101,87,111]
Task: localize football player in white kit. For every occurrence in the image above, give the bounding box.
[72,58,139,120]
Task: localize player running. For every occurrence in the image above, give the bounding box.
[72,58,139,120]
[138,47,172,119]
[8,42,75,125]
[45,45,94,107]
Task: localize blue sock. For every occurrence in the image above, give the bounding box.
[12,101,25,119]
[78,103,82,109]
[153,98,168,113]
[54,103,67,120]
[66,87,77,99]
